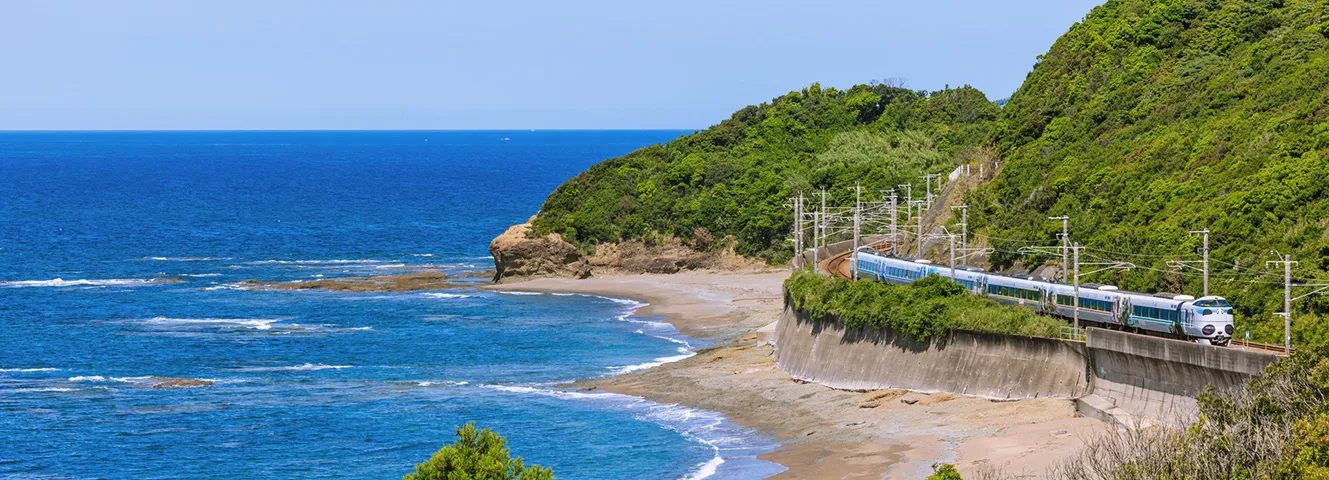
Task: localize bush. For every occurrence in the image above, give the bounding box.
[783,271,1064,342]
[1050,344,1329,479]
[928,463,965,480]
[404,422,553,480]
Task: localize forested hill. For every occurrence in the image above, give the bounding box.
[530,84,999,263]
[529,0,1329,346]
[971,0,1329,346]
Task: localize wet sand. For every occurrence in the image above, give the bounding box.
[487,270,1107,479]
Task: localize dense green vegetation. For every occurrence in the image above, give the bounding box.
[927,464,965,480]
[783,271,1065,342]
[404,423,552,480]
[531,0,1329,347]
[532,83,998,263]
[1052,344,1329,478]
[971,0,1329,347]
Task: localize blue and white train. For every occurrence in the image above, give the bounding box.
[853,248,1235,345]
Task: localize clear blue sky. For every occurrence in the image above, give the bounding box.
[0,0,1104,130]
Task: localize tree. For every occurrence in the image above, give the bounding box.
[927,463,964,480]
[404,422,553,480]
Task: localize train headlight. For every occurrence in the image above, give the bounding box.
[1202,325,1216,335]
[1225,325,1233,335]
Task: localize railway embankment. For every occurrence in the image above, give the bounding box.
[774,301,1283,427]
[773,304,1092,400]
[1080,328,1280,427]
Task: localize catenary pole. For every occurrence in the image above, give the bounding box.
[1073,244,1081,332]
[1190,229,1210,296]
[1049,216,1070,282]
[952,205,968,260]
[852,185,861,280]
[1267,254,1298,354]
[949,234,956,279]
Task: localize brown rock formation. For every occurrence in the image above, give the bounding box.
[151,377,213,388]
[239,270,483,292]
[488,217,591,282]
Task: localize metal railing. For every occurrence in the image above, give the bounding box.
[1060,325,1087,342]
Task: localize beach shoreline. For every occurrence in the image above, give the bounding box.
[485,270,1108,479]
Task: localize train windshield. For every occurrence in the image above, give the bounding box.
[1193,298,1232,308]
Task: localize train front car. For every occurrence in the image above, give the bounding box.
[1184,296,1235,345]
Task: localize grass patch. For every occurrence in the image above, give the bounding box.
[783,270,1065,342]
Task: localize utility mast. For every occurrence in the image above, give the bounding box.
[851,185,861,280]
[951,205,968,260]
[1049,216,1070,282]
[1267,255,1297,354]
[1190,229,1210,296]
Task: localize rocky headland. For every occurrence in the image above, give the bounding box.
[488,216,763,283]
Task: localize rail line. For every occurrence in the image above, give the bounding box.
[821,246,1291,356]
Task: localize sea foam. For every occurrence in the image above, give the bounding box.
[1,278,158,288]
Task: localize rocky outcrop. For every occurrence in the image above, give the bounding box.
[151,377,213,388]
[239,270,489,292]
[489,217,592,282]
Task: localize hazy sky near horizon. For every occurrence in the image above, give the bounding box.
[1,1,1104,130]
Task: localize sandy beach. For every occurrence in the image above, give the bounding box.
[486,270,1107,479]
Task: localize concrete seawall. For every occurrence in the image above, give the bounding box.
[774,306,1090,399]
[1081,328,1280,426]
[774,303,1282,426]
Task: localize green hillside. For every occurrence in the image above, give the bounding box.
[971,0,1329,346]
[531,83,998,262]
[530,0,1329,346]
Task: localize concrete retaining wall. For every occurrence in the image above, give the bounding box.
[773,303,1284,427]
[1082,328,1279,425]
[774,306,1090,399]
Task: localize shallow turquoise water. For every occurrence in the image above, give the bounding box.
[0,131,784,479]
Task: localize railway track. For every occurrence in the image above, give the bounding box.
[826,246,1292,356]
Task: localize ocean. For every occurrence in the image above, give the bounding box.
[0,131,785,480]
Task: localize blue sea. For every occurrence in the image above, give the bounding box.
[0,131,784,480]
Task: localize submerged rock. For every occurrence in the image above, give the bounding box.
[240,270,470,292]
[151,377,213,388]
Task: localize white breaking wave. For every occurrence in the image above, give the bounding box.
[680,454,724,480]
[494,290,543,296]
[246,259,387,265]
[68,376,155,384]
[141,317,280,330]
[180,273,223,278]
[609,349,696,375]
[482,384,763,480]
[373,263,408,269]
[1,278,158,288]
[652,335,693,348]
[234,363,352,372]
[416,380,468,387]
[421,292,482,299]
[16,387,77,393]
[203,283,246,291]
[0,367,61,372]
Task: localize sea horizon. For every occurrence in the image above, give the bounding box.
[0,130,781,479]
